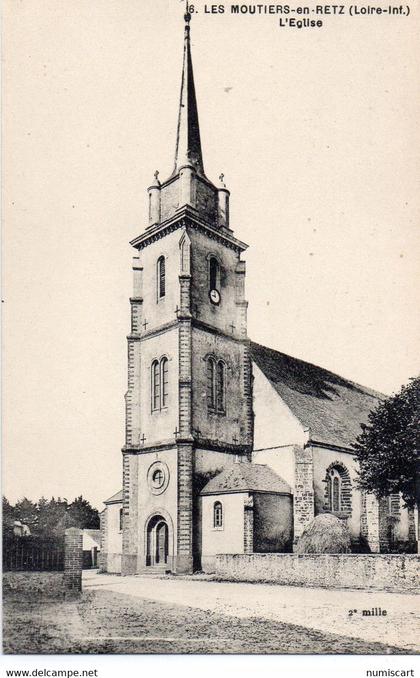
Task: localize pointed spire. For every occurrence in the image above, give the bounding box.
[173,5,205,177]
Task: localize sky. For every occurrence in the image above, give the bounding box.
[3,0,420,510]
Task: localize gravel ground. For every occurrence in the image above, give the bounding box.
[84,570,420,652]
[3,574,413,655]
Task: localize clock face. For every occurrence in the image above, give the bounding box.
[209,289,220,305]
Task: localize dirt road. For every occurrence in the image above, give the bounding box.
[84,570,419,652]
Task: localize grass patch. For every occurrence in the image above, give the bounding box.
[3,572,66,597]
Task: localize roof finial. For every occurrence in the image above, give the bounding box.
[184,0,191,39]
[151,169,160,187]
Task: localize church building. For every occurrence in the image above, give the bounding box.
[100,10,416,575]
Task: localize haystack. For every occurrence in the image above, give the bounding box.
[295,513,351,554]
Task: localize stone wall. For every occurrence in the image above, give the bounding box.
[191,327,250,447]
[189,229,246,340]
[253,492,293,553]
[360,492,380,553]
[215,553,420,592]
[293,446,314,546]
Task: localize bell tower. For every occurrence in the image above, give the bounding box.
[121,9,252,575]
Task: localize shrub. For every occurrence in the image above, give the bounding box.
[296,513,351,554]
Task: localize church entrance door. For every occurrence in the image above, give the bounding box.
[146,515,169,567]
[156,521,168,565]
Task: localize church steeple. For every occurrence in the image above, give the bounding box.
[173,7,205,178]
[142,5,236,232]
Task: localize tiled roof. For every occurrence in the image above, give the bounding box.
[250,341,383,449]
[200,463,291,495]
[104,489,123,505]
[83,529,101,546]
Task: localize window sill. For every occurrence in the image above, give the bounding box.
[212,526,224,531]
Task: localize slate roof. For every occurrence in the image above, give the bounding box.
[250,341,383,449]
[104,490,123,505]
[83,529,101,546]
[200,463,291,495]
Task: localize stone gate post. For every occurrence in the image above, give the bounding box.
[64,527,83,593]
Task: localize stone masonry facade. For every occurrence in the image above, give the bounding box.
[293,446,315,547]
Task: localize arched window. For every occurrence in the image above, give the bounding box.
[179,232,191,274]
[151,359,160,411]
[151,357,169,411]
[119,508,124,532]
[325,463,352,516]
[157,256,165,299]
[207,357,226,413]
[328,468,342,512]
[209,256,220,291]
[216,360,226,413]
[161,357,169,408]
[213,501,223,528]
[207,357,216,409]
[332,475,340,512]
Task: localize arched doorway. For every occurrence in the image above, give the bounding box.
[146,515,169,566]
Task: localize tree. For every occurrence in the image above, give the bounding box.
[36,497,68,537]
[2,495,100,539]
[354,376,419,509]
[2,497,15,532]
[13,497,38,531]
[66,496,100,530]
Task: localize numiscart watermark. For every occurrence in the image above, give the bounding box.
[194,2,412,28]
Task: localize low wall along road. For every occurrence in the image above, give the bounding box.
[215,553,420,592]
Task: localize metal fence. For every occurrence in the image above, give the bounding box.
[3,536,64,571]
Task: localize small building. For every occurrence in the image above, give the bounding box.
[199,463,292,572]
[13,521,31,537]
[99,490,123,573]
[82,529,101,569]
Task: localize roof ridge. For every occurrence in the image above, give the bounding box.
[200,462,291,495]
[249,340,384,448]
[250,340,385,399]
